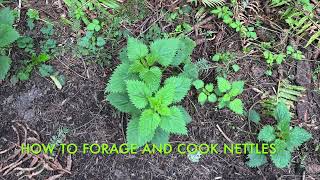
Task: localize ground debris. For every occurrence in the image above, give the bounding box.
[0,122,72,179]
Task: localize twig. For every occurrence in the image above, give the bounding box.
[216,124,234,143]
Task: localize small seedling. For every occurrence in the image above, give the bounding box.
[193,80,217,105]
[247,102,312,168]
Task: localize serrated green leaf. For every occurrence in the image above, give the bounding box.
[0,7,15,25]
[271,149,291,168]
[217,77,231,93]
[229,81,245,97]
[0,56,11,80]
[208,93,217,103]
[139,109,161,141]
[232,64,240,72]
[127,37,148,61]
[160,106,187,134]
[198,92,207,105]
[127,117,149,148]
[150,38,180,66]
[205,83,214,92]
[286,127,312,152]
[176,106,192,124]
[228,98,244,115]
[247,151,267,168]
[140,66,162,92]
[0,25,20,47]
[258,125,276,142]
[274,102,291,122]
[193,80,204,90]
[164,76,192,103]
[248,109,260,124]
[171,37,196,66]
[127,80,152,109]
[151,128,170,146]
[106,63,137,93]
[155,83,175,106]
[180,62,199,81]
[38,64,54,77]
[106,93,139,113]
[119,48,130,63]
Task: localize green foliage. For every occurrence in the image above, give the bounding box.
[211,6,257,40]
[39,64,65,89]
[0,56,11,80]
[212,52,235,62]
[261,80,305,116]
[0,7,19,80]
[248,109,261,124]
[248,102,312,168]
[193,78,245,114]
[273,1,319,47]
[87,19,101,32]
[77,31,106,55]
[49,127,70,155]
[26,9,40,20]
[193,80,216,105]
[261,44,305,69]
[106,37,197,148]
[17,36,35,54]
[16,53,50,81]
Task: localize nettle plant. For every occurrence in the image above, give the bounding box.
[106,37,197,147]
[193,77,245,115]
[0,7,20,80]
[247,102,312,168]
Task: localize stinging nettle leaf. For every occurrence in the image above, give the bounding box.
[271,149,291,168]
[0,25,20,48]
[127,117,150,148]
[151,128,170,146]
[171,37,196,66]
[274,102,291,122]
[0,7,15,26]
[127,37,148,62]
[198,92,207,105]
[140,66,162,93]
[228,98,244,115]
[159,106,187,135]
[155,83,175,106]
[0,56,12,80]
[164,76,192,103]
[106,63,137,93]
[258,125,276,143]
[176,106,192,124]
[150,38,180,66]
[106,93,139,113]
[193,80,204,90]
[286,127,312,152]
[126,80,152,109]
[139,109,161,141]
[248,109,261,124]
[217,77,231,93]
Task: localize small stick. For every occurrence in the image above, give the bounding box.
[216,124,234,143]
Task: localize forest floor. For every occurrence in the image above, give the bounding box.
[1,0,320,179]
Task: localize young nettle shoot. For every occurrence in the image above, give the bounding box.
[247,102,312,168]
[193,80,217,105]
[193,77,245,115]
